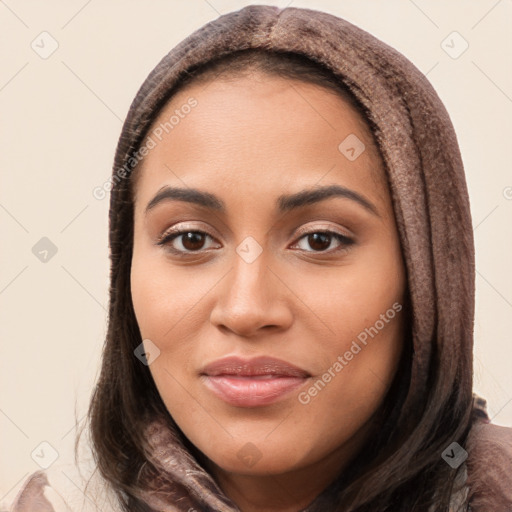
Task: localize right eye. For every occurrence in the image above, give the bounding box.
[156,229,221,255]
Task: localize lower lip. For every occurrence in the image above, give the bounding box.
[202,375,308,407]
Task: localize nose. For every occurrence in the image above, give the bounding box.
[209,251,293,338]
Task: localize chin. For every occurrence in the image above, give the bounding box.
[209,452,305,476]
[198,435,312,476]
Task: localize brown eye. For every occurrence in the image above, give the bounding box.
[157,230,219,254]
[307,233,331,251]
[294,231,354,254]
[179,232,207,251]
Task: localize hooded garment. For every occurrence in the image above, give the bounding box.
[5,5,512,512]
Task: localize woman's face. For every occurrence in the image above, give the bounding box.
[131,73,407,496]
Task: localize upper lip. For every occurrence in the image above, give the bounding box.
[200,356,310,378]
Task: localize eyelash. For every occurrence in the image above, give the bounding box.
[156,226,354,257]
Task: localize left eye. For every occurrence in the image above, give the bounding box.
[292,231,354,253]
[156,229,353,255]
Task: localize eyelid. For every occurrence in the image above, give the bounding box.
[155,222,216,245]
[157,222,352,243]
[156,221,355,255]
[292,222,354,240]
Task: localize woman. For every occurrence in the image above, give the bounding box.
[8,4,512,512]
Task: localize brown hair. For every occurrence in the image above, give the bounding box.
[78,42,473,512]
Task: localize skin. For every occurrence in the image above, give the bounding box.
[130,72,407,512]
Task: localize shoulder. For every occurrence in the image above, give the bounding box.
[465,420,512,512]
[2,463,121,512]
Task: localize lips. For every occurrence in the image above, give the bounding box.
[200,356,311,407]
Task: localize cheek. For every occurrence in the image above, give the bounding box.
[129,249,222,404]
[130,261,172,342]
[291,268,405,455]
[130,249,207,342]
[130,254,204,412]
[293,238,406,401]
[295,238,405,347]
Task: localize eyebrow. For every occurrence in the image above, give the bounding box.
[145,184,380,217]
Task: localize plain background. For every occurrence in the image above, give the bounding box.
[1,0,511,503]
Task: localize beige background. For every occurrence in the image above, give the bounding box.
[1,0,511,503]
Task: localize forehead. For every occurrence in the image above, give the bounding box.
[132,75,388,210]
